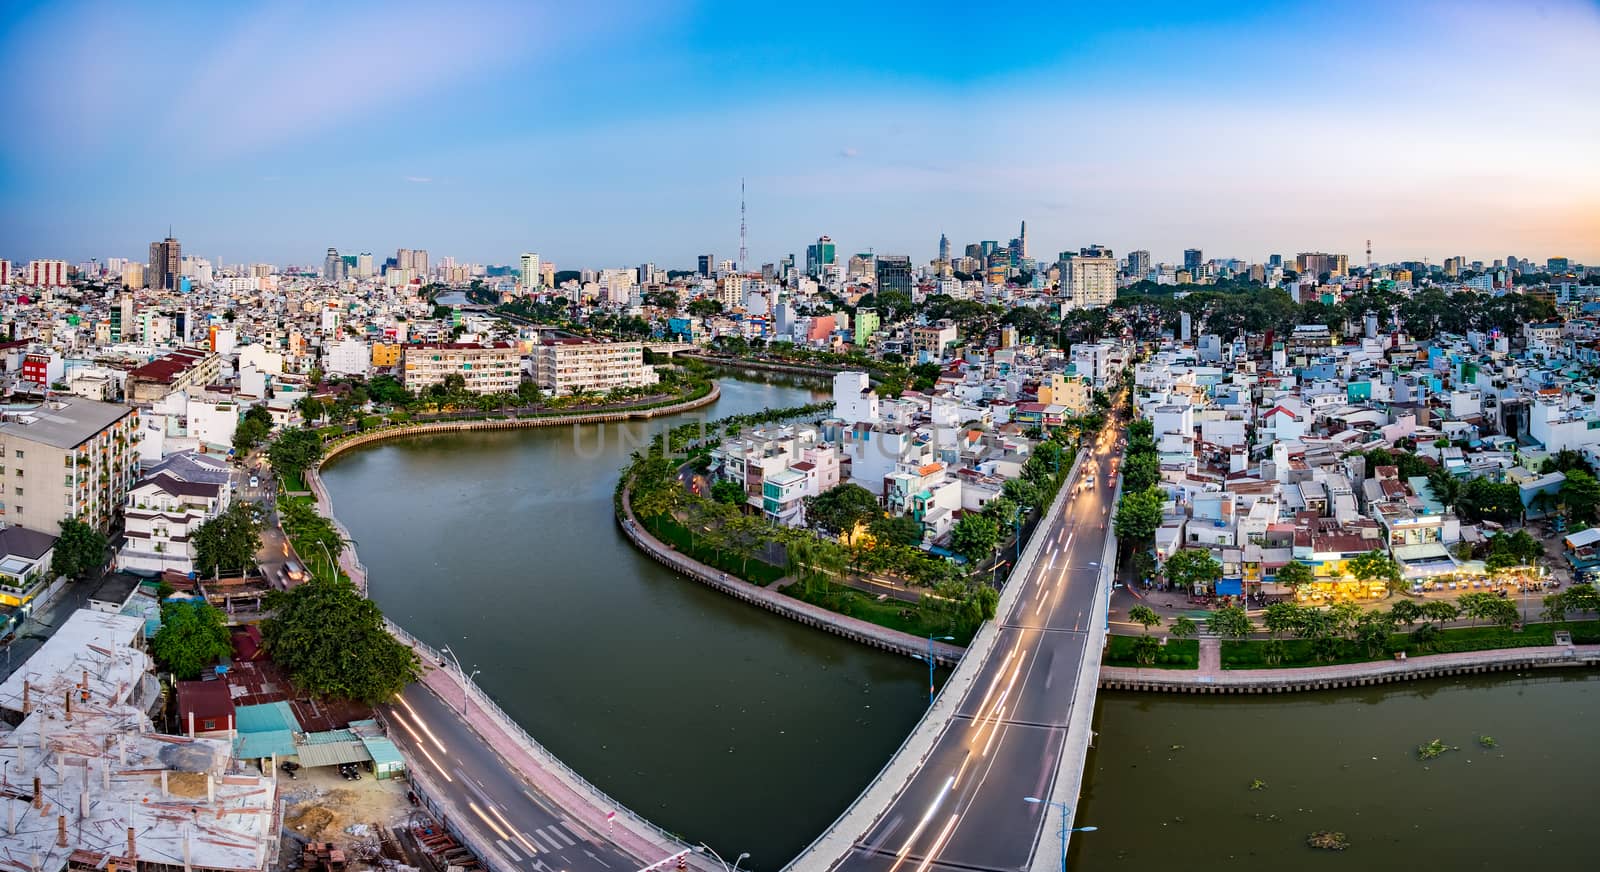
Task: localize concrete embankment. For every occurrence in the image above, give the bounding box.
[1100,643,1600,693]
[617,484,964,665]
[680,354,866,382]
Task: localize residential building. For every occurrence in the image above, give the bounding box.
[912,321,958,363]
[1061,245,1116,309]
[529,338,657,396]
[520,252,542,290]
[118,468,232,575]
[27,259,68,286]
[0,397,140,533]
[855,308,880,346]
[0,525,56,609]
[324,337,371,377]
[402,341,522,395]
[124,347,221,403]
[148,235,181,290]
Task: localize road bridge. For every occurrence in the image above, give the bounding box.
[786,424,1123,872]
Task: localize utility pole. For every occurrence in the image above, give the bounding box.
[738,178,748,272]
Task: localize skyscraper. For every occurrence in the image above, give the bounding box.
[324,248,342,281]
[357,252,374,277]
[805,236,836,278]
[520,253,542,289]
[698,254,714,278]
[875,255,912,295]
[938,233,950,263]
[1183,248,1203,273]
[148,235,181,291]
[1126,249,1151,279]
[1061,246,1117,310]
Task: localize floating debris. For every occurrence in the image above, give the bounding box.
[1170,744,1185,751]
[1307,831,1350,851]
[1250,779,1268,791]
[1416,739,1452,761]
[1478,735,1497,748]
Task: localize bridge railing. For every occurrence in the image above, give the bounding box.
[384,618,694,856]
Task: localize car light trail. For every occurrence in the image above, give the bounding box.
[468,800,514,842]
[886,775,956,872]
[397,695,449,754]
[484,802,540,855]
[912,814,961,872]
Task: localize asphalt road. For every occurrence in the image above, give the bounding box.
[828,427,1122,872]
[381,681,640,872]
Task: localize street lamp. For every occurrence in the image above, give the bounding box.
[912,635,955,706]
[1023,796,1096,872]
[695,843,750,872]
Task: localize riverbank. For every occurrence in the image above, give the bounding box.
[616,485,964,665]
[1100,640,1600,693]
[680,353,872,383]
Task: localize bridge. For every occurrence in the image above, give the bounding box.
[786,424,1122,872]
[643,340,698,356]
[373,419,1121,872]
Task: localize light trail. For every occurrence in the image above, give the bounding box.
[397,695,449,754]
[484,802,541,856]
[389,709,454,782]
[886,775,956,872]
[912,814,961,872]
[468,800,514,842]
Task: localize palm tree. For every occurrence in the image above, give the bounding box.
[1427,469,1462,513]
[1128,604,1162,635]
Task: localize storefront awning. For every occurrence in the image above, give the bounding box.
[1216,579,1242,596]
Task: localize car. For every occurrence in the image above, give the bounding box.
[284,561,306,583]
[248,475,259,488]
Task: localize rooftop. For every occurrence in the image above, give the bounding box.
[0,397,134,449]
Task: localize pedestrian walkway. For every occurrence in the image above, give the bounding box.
[1198,637,1221,675]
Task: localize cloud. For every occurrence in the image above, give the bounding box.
[405,176,433,184]
[838,147,859,159]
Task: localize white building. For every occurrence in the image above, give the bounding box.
[324,337,371,377]
[528,338,657,396]
[520,253,543,289]
[1061,247,1117,309]
[118,470,231,575]
[833,371,880,425]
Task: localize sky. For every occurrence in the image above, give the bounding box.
[2,0,1598,270]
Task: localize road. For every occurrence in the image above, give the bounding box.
[825,426,1122,872]
[381,682,641,872]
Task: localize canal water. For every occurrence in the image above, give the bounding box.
[321,374,932,864]
[324,373,1599,869]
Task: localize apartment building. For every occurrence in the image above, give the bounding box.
[402,341,521,395]
[528,338,658,396]
[118,468,231,575]
[123,347,222,404]
[0,397,140,534]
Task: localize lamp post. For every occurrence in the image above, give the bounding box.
[912,635,955,706]
[695,843,749,872]
[1023,796,1097,872]
[440,644,476,713]
[316,540,337,583]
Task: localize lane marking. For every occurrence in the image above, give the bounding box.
[886,775,955,872]
[912,814,961,872]
[397,694,449,754]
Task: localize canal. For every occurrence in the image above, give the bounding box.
[321,374,932,865]
[324,373,1599,869]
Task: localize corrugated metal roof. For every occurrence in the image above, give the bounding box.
[235,729,297,760]
[359,736,405,769]
[233,700,302,734]
[293,740,371,768]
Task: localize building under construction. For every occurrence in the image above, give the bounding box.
[0,610,281,872]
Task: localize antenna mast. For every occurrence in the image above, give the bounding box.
[1366,238,1373,268]
[738,178,748,272]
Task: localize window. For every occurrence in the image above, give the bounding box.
[12,451,21,459]
[12,488,20,496]
[202,719,216,731]
[14,469,21,477]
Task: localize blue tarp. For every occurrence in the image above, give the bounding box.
[1216,579,1243,596]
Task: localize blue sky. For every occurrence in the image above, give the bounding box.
[2,0,1597,269]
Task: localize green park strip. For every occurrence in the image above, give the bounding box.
[1219,620,1600,670]
[1104,636,1199,669]
[784,579,978,645]
[642,514,787,586]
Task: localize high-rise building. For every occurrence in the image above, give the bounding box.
[938,233,950,263]
[698,254,714,278]
[1268,254,1284,270]
[356,252,374,277]
[409,249,429,277]
[149,235,181,290]
[117,293,136,342]
[0,396,139,534]
[1183,248,1203,273]
[324,248,343,281]
[1061,246,1117,310]
[520,253,543,290]
[1296,252,1349,279]
[1548,257,1571,273]
[0,259,9,286]
[120,262,143,289]
[875,255,912,296]
[805,236,836,278]
[1126,249,1152,279]
[27,260,69,286]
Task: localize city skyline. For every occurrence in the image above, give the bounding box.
[2,0,1597,266]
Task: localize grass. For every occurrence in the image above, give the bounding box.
[1104,635,1199,669]
[644,515,786,586]
[280,470,308,493]
[1219,620,1599,669]
[785,579,976,645]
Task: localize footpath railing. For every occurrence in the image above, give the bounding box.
[383,618,696,861]
[782,445,1092,872]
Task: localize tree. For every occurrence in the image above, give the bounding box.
[233,405,275,453]
[1391,598,1423,628]
[50,517,108,580]
[1420,599,1460,627]
[1114,486,1164,544]
[1455,477,1523,524]
[267,428,324,483]
[804,483,882,537]
[950,515,1000,564]
[1347,550,1405,595]
[193,501,264,577]
[869,514,923,548]
[297,395,324,425]
[1001,477,1042,509]
[1263,602,1303,639]
[709,480,747,506]
[263,576,420,703]
[1273,560,1315,592]
[150,601,233,680]
[1559,469,1600,524]
[1121,451,1159,492]
[1208,604,1253,640]
[1128,604,1162,635]
[1163,548,1222,592]
[1132,635,1160,666]
[1170,615,1197,640]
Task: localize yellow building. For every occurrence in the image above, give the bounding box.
[371,343,402,368]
